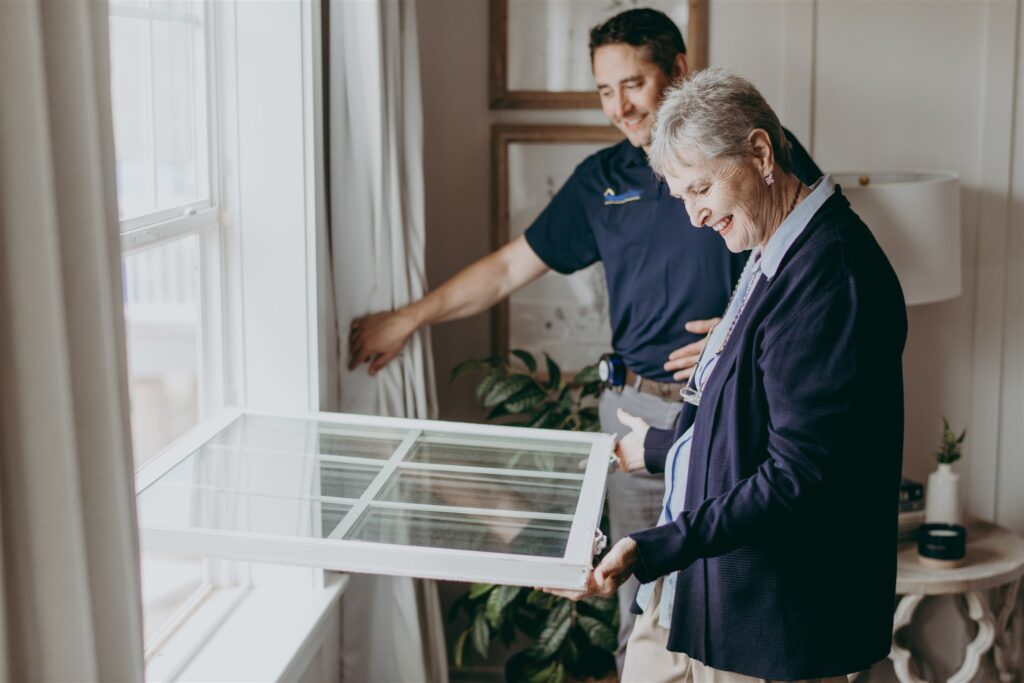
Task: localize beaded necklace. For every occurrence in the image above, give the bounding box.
[713,179,803,354]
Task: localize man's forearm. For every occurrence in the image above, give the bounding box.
[402,236,547,329]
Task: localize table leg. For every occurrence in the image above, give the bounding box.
[948,591,996,683]
[993,577,1022,682]
[890,594,928,683]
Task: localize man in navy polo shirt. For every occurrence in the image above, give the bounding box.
[349,8,821,664]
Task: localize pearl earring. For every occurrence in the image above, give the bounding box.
[764,173,774,186]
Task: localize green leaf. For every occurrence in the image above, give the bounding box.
[562,631,581,668]
[487,403,510,420]
[485,584,521,627]
[447,593,470,622]
[504,386,546,414]
[524,659,563,683]
[453,628,469,668]
[577,614,617,652]
[511,349,538,373]
[506,651,543,683]
[544,353,562,391]
[471,612,491,658]
[526,407,554,428]
[475,371,503,403]
[450,359,482,383]
[468,582,495,599]
[525,589,554,610]
[483,374,533,408]
[574,363,600,385]
[535,410,566,430]
[530,599,572,659]
[558,389,573,409]
[580,594,616,616]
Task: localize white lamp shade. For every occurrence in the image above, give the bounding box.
[833,171,962,306]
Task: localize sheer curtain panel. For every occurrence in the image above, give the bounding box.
[0,0,144,680]
[326,0,446,680]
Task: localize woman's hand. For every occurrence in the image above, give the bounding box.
[614,409,650,472]
[539,538,638,601]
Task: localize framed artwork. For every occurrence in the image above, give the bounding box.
[489,0,709,109]
[491,124,624,374]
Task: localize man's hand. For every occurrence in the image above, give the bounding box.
[348,309,418,375]
[614,409,650,472]
[664,317,721,381]
[539,538,638,601]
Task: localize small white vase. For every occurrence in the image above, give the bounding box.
[925,463,963,525]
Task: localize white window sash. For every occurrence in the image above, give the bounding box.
[136,409,613,589]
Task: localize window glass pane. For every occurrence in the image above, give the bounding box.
[109,0,210,222]
[205,414,407,460]
[110,13,156,218]
[151,2,206,210]
[345,507,571,557]
[155,444,383,501]
[407,432,590,474]
[138,483,351,538]
[123,234,201,469]
[379,469,581,515]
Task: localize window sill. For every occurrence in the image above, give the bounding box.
[147,572,348,682]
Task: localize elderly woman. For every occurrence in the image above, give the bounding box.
[551,69,907,682]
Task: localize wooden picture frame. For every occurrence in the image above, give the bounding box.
[489,0,708,109]
[491,124,624,372]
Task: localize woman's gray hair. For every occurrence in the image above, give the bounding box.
[648,68,793,178]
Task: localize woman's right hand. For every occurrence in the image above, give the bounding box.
[614,408,650,472]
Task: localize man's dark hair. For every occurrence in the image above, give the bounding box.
[589,8,686,77]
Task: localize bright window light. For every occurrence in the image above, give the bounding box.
[109,0,211,222]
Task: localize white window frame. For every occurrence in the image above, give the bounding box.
[135,409,614,589]
[117,0,333,677]
[110,0,249,672]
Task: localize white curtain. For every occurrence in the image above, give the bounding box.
[326,0,447,681]
[0,0,144,680]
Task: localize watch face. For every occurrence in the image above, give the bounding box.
[598,361,609,382]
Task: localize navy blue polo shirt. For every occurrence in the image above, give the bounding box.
[524,131,821,382]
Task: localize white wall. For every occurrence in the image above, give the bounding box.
[420,0,1024,680]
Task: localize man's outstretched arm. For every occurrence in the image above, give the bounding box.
[348,235,549,374]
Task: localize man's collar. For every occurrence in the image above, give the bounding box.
[622,140,647,168]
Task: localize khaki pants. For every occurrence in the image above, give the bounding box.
[598,386,683,675]
[621,579,852,683]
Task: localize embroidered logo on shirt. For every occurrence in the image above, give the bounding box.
[603,187,642,205]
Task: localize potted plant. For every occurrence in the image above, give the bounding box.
[924,417,967,525]
[447,350,618,683]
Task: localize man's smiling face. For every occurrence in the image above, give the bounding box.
[593,43,677,149]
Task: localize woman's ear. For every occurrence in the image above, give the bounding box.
[747,129,775,178]
[671,53,688,82]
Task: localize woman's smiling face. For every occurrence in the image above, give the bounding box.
[662,145,768,253]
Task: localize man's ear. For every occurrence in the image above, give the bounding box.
[671,53,688,82]
[747,129,775,178]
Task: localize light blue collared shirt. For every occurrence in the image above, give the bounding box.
[634,174,836,628]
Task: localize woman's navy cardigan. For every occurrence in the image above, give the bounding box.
[631,188,907,680]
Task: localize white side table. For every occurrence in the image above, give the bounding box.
[889,521,1024,682]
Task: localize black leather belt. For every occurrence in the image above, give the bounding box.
[623,369,686,402]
